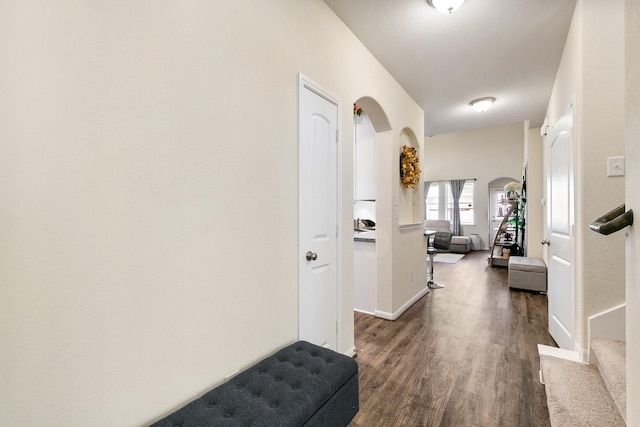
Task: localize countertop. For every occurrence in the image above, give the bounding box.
[354,230,376,242]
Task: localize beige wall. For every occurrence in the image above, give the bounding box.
[424,123,526,250]
[545,0,626,351]
[625,0,640,424]
[0,1,424,425]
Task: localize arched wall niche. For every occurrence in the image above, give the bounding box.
[398,127,422,225]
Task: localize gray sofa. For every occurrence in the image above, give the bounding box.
[424,220,472,254]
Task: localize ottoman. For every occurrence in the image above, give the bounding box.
[508,256,547,292]
[150,341,359,427]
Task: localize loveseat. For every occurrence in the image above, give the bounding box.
[424,220,471,254]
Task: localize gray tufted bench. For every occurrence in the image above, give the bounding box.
[150,341,359,427]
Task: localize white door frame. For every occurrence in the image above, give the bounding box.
[298,74,343,350]
[544,100,577,353]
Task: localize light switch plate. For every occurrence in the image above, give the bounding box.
[607,156,625,176]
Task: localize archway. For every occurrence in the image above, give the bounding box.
[352,97,392,316]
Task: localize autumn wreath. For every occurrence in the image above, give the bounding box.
[400,145,421,189]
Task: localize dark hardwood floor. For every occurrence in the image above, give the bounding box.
[349,250,557,427]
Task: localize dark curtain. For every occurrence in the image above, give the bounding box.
[449,179,466,236]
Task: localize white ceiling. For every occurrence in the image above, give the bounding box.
[323,0,577,136]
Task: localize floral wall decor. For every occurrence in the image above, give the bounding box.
[353,103,363,117]
[400,145,421,189]
[504,181,522,199]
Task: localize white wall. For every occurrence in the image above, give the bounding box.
[0,1,424,425]
[424,123,526,250]
[544,0,626,351]
[625,0,640,423]
[525,127,545,259]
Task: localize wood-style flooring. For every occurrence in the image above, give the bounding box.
[349,250,557,427]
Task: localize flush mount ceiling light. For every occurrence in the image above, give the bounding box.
[427,0,465,14]
[469,97,496,113]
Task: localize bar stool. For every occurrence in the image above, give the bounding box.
[427,231,453,289]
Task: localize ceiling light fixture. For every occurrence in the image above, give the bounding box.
[427,0,465,14]
[469,97,496,113]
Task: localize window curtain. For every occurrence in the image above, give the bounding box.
[449,179,466,236]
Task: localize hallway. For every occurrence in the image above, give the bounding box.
[350,251,556,426]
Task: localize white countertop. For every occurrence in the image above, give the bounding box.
[354,230,375,242]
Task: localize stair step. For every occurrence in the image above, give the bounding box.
[540,354,625,427]
[591,337,626,423]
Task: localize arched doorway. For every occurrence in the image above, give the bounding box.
[352,97,391,315]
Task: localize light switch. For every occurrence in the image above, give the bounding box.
[607,156,625,177]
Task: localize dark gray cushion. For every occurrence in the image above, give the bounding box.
[151,341,359,427]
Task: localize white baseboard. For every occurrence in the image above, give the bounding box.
[538,344,583,362]
[587,303,625,363]
[343,346,357,358]
[374,287,429,321]
[588,303,626,342]
[538,344,584,384]
[354,308,375,316]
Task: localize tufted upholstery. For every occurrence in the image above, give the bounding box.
[151,341,359,427]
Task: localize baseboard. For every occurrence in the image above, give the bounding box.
[588,303,625,342]
[538,344,584,384]
[587,303,625,363]
[354,308,375,316]
[538,344,583,362]
[374,286,429,321]
[343,346,357,358]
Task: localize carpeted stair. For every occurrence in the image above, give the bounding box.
[540,338,626,426]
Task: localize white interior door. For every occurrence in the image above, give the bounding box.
[545,105,576,351]
[298,76,339,350]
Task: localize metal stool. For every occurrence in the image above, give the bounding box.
[427,231,452,289]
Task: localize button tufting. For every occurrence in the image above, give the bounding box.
[153,341,357,426]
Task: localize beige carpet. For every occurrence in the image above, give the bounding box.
[540,355,625,427]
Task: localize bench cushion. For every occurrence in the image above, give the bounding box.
[508,257,547,292]
[509,256,546,273]
[151,341,359,427]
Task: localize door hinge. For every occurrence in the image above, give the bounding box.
[336,224,339,238]
[336,129,339,142]
[336,321,339,334]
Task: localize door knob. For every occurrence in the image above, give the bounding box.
[305,251,318,261]
[541,239,550,246]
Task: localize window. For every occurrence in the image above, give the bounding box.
[425,181,475,225]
